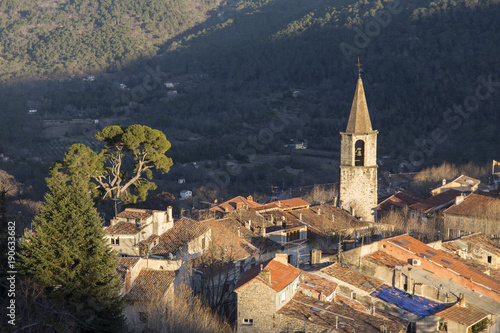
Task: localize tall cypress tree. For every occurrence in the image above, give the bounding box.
[19,171,125,332]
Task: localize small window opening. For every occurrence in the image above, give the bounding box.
[242,319,253,325]
[355,140,365,166]
[488,256,492,264]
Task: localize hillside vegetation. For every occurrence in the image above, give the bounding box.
[0,0,499,196]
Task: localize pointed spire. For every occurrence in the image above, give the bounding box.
[345,75,373,134]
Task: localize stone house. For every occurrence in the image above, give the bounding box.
[443,191,500,239]
[149,217,211,260]
[442,233,500,270]
[104,207,174,256]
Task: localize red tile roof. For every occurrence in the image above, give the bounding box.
[300,272,337,296]
[434,302,489,326]
[387,235,500,292]
[277,293,406,333]
[116,257,141,275]
[377,191,423,217]
[364,251,408,268]
[202,219,257,261]
[256,198,311,212]
[150,217,209,257]
[460,233,500,257]
[117,208,152,220]
[209,196,261,213]
[235,258,301,292]
[410,189,461,213]
[321,263,384,292]
[444,191,500,217]
[104,221,143,235]
[125,269,176,302]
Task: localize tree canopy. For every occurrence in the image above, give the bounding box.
[53,124,173,214]
[18,171,125,332]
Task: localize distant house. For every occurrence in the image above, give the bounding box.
[178,178,186,184]
[431,175,489,196]
[180,190,192,200]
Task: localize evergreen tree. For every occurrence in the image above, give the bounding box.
[19,171,126,332]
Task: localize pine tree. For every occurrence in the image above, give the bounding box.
[19,171,126,332]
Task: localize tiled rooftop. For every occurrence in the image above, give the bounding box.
[209,195,261,213]
[278,293,406,333]
[364,250,408,269]
[434,302,489,326]
[256,198,311,212]
[150,217,209,257]
[460,233,500,256]
[202,218,257,261]
[410,189,461,213]
[235,258,301,292]
[387,235,500,292]
[116,256,141,275]
[300,272,337,297]
[371,285,445,317]
[444,191,500,217]
[125,269,176,302]
[321,263,384,293]
[104,221,142,235]
[377,191,423,217]
[117,208,153,220]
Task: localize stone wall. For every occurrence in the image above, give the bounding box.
[236,279,277,333]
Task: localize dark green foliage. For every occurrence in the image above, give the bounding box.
[18,172,125,332]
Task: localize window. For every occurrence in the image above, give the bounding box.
[351,292,357,300]
[139,312,148,323]
[286,230,300,242]
[438,321,448,331]
[242,319,253,325]
[355,140,365,166]
[488,256,492,264]
[110,237,119,245]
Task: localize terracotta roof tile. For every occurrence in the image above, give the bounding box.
[235,258,301,292]
[300,272,337,296]
[364,251,408,268]
[434,302,489,326]
[125,269,176,302]
[117,208,152,220]
[209,196,261,213]
[410,189,461,213]
[387,235,500,292]
[150,217,209,257]
[321,263,384,292]
[116,257,141,275]
[377,191,423,215]
[460,233,500,257]
[256,198,311,212]
[444,191,500,217]
[104,221,142,235]
[278,293,405,333]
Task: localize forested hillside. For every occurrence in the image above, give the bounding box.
[0,0,499,196]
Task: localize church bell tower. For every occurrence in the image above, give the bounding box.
[339,71,378,222]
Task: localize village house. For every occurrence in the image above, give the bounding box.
[431,175,489,196]
[149,217,211,260]
[104,207,174,256]
[115,257,181,331]
[443,191,500,239]
[234,254,406,332]
[441,233,500,269]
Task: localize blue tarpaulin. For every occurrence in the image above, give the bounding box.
[371,285,445,317]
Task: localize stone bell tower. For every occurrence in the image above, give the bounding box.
[339,73,378,222]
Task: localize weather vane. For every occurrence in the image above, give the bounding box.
[356,57,363,77]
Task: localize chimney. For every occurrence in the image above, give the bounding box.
[237,227,241,238]
[299,212,303,220]
[259,269,272,284]
[407,267,413,294]
[245,220,251,230]
[247,195,253,202]
[125,268,131,292]
[277,201,281,208]
[442,179,447,186]
[333,196,337,207]
[458,294,466,307]
[270,214,274,223]
[167,206,173,224]
[336,316,339,329]
[455,195,465,205]
[276,218,282,227]
[379,324,388,333]
[371,304,376,316]
[317,208,321,215]
[110,218,117,226]
[350,206,355,216]
[275,253,288,265]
